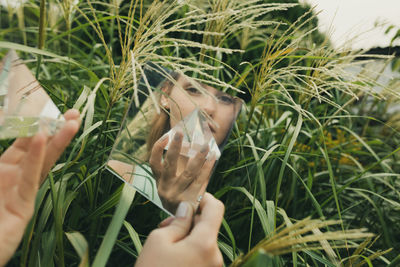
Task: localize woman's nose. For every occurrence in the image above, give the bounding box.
[201,95,217,117]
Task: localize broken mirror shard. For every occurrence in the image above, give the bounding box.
[106,64,243,217]
[163,108,221,160]
[0,50,64,139]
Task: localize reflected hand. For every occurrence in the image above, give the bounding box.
[135,193,224,267]
[0,110,80,266]
[149,132,216,212]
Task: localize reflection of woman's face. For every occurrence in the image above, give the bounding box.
[162,75,237,145]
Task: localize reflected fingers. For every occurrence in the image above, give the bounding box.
[163,132,183,179]
[63,109,80,121]
[185,153,216,198]
[149,135,169,179]
[177,145,209,191]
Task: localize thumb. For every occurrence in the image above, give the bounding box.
[162,202,194,242]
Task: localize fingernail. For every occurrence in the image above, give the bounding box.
[160,134,168,141]
[158,217,174,228]
[200,144,208,153]
[175,202,189,218]
[174,132,182,141]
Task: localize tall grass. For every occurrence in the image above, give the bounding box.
[1,0,399,266]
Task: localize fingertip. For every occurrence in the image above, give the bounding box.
[200,144,209,154]
[153,135,167,152]
[205,193,224,215]
[158,217,174,228]
[203,192,213,200]
[64,119,80,135]
[158,202,194,242]
[200,193,208,204]
[199,192,222,211]
[63,110,81,133]
[64,109,80,120]
[167,132,183,155]
[173,131,183,142]
[159,134,169,145]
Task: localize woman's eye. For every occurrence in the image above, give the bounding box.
[218,95,234,104]
[186,87,201,94]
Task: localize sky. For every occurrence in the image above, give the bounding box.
[0,0,25,8]
[300,0,400,50]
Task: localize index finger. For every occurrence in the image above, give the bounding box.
[149,135,169,178]
[18,133,47,203]
[183,154,216,198]
[177,146,209,191]
[41,110,80,180]
[163,132,183,178]
[189,193,224,241]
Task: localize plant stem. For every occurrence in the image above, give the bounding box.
[84,101,113,246]
[36,0,46,79]
[48,173,65,267]
[67,19,71,77]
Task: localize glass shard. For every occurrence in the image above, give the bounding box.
[106,65,243,217]
[0,50,64,139]
[163,108,221,160]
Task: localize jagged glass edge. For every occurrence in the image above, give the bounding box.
[106,165,174,217]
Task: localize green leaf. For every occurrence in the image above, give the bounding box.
[65,231,90,267]
[275,114,302,225]
[241,249,282,267]
[218,241,235,262]
[123,220,143,254]
[0,41,98,80]
[221,219,238,260]
[302,250,337,267]
[92,183,136,267]
[216,186,270,236]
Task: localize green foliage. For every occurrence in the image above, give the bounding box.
[1,0,400,266]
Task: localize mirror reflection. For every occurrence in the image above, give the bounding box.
[0,50,64,139]
[107,66,242,215]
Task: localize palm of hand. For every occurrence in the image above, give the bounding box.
[150,132,216,213]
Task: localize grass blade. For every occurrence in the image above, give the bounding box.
[92,183,136,267]
[65,232,90,267]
